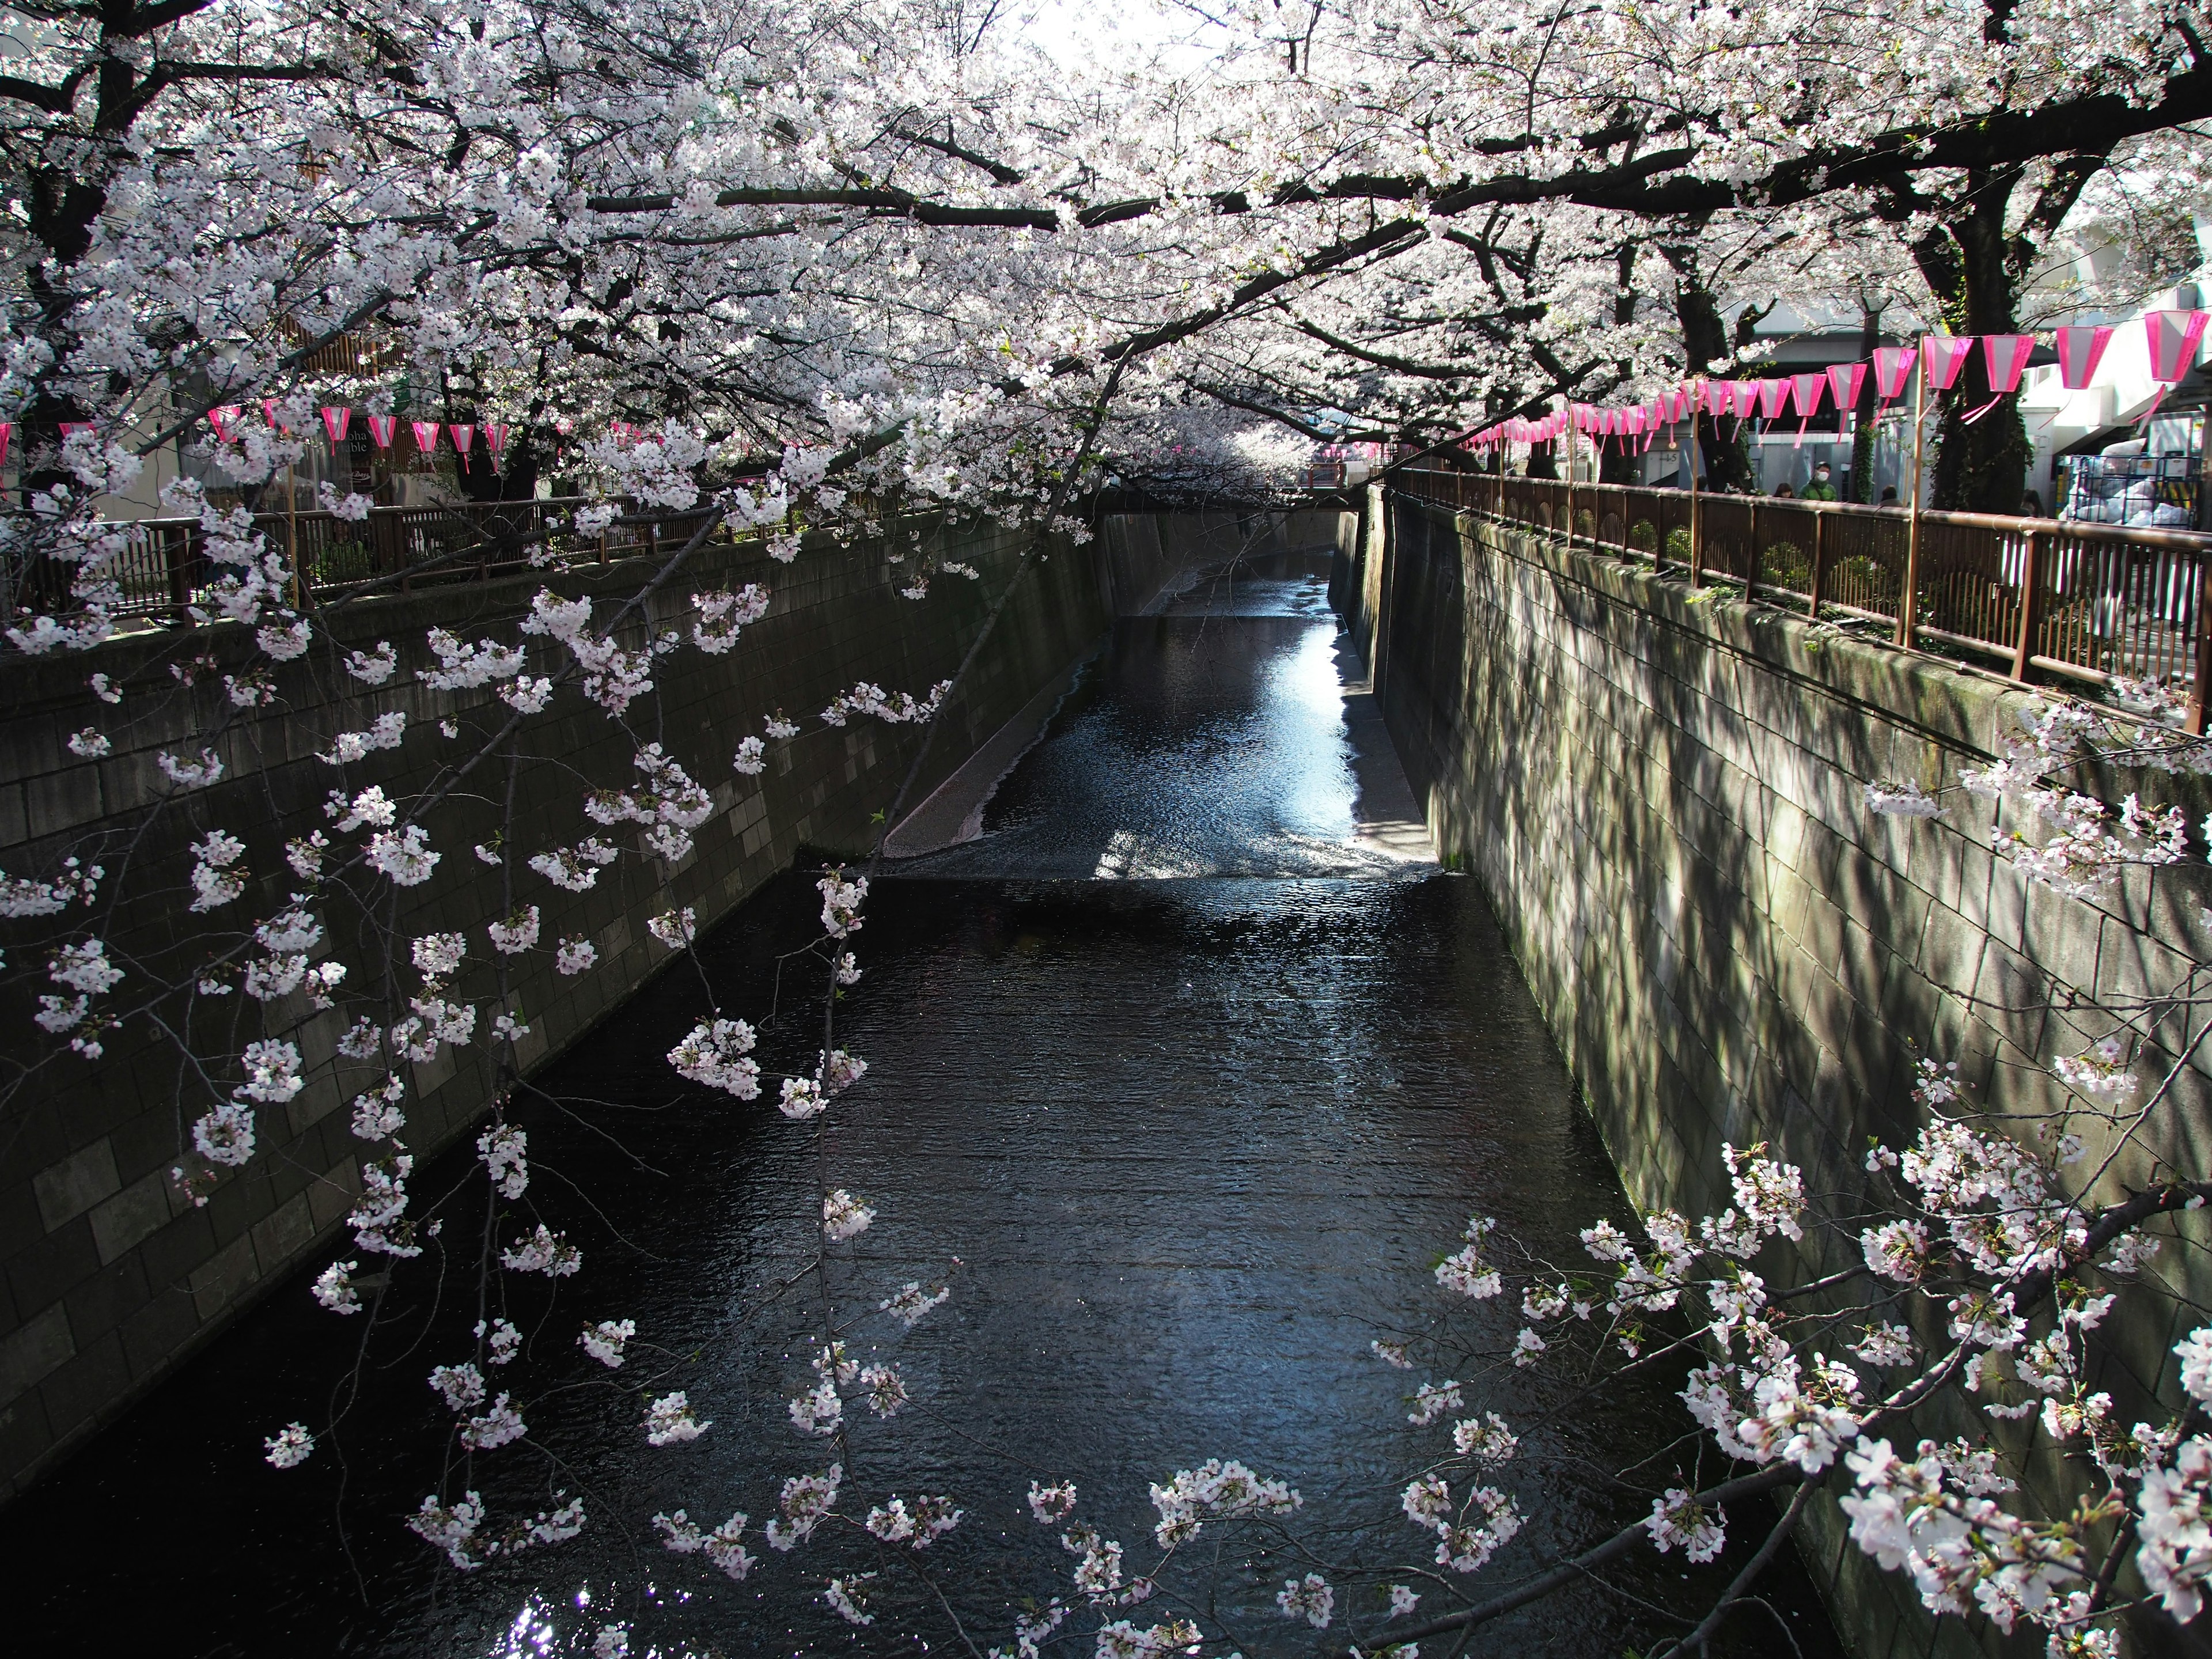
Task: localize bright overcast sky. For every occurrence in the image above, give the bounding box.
[1007,0,1241,75]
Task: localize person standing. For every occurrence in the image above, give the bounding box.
[1801,462,1839,501]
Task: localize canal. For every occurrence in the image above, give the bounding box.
[0,549,1842,1656]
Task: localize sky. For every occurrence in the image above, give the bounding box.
[1005,0,1243,75]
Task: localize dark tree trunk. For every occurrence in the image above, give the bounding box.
[1912,187,2033,513]
[1693,413,1756,493]
[1666,245,1757,492]
[1849,301,1884,502]
[1893,156,2104,513]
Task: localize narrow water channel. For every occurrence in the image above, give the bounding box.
[1,552,1843,1657]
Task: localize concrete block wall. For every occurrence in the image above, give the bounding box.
[1343,491,2212,1658]
[0,505,1198,1502]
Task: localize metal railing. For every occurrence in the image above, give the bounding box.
[48,497,730,624]
[1392,469,2212,733]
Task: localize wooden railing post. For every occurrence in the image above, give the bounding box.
[2190,546,2212,734]
[1807,505,1826,619]
[166,524,193,614]
[1902,354,1927,649]
[1744,498,1759,605]
[2010,527,2044,683]
[1688,466,1700,584]
[1689,487,1702,588]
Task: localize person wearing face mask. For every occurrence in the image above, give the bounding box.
[1801,461,1839,502]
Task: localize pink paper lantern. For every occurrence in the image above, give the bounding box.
[1980,335,2036,396]
[321,406,351,444]
[410,420,441,454]
[365,415,397,449]
[1922,335,1973,391]
[1757,379,1789,421]
[1870,346,1917,403]
[1825,362,1866,412]
[2054,325,2113,391]
[2146,310,2209,382]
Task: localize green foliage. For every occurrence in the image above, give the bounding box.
[1627,519,1657,553]
[1760,538,1811,592]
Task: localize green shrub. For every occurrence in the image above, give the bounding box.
[1664,527,1692,563]
[1761,539,1812,592]
[1831,552,1900,609]
[1627,519,1658,553]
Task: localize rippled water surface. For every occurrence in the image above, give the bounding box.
[1,555,1842,1657]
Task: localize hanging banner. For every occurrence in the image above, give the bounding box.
[365,414,397,449]
[1825,362,1867,415]
[1871,346,1917,403]
[1922,335,1974,391]
[320,406,352,445]
[2146,309,2209,382]
[2136,309,2209,425]
[410,420,441,456]
[1788,373,1825,448]
[1981,334,2037,393]
[2055,325,2114,391]
[1961,334,2037,425]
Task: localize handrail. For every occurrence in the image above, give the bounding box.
[28,495,757,630]
[1386,468,2212,733]
[1396,471,2212,551]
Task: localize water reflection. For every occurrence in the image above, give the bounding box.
[0,558,1841,1658]
[904,576,1425,878]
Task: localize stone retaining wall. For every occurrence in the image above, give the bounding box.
[1342,489,2212,1659]
[0,503,1308,1500]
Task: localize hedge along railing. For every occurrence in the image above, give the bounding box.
[47,496,742,625]
[1392,469,2212,734]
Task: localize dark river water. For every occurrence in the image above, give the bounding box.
[0,556,1842,1657]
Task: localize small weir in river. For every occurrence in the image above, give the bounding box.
[1,550,1842,1656]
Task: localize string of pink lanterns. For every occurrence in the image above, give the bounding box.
[1463,310,2209,459]
[0,400,646,471]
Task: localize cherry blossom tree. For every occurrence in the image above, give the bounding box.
[7,0,2212,1653]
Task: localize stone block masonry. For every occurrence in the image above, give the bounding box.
[0,502,1221,1502]
[1341,489,2212,1659]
